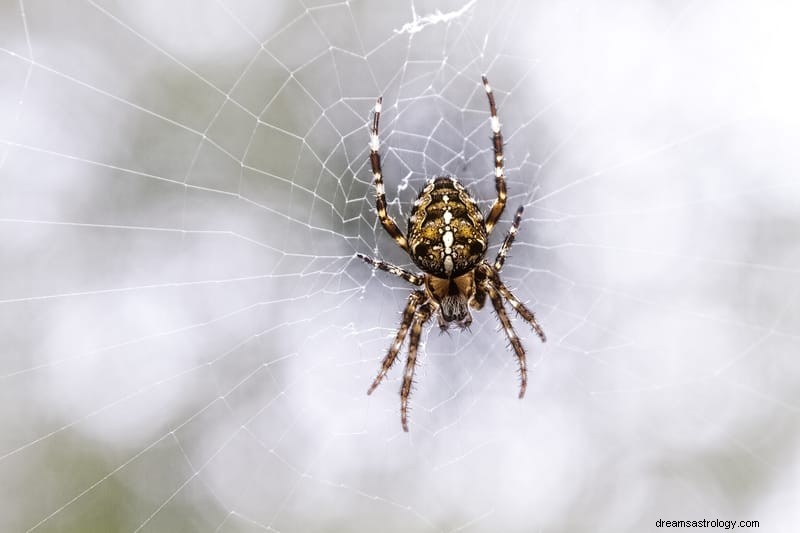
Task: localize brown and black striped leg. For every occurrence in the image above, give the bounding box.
[481,263,546,344]
[495,279,546,343]
[357,253,424,286]
[481,278,528,399]
[482,76,507,235]
[400,303,433,432]
[370,97,409,252]
[494,205,524,271]
[367,290,425,395]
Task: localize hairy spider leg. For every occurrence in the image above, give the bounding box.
[494,281,547,343]
[400,303,433,432]
[367,290,426,395]
[481,278,528,398]
[489,208,547,342]
[357,253,424,286]
[482,75,507,235]
[494,205,524,271]
[488,268,547,344]
[370,97,409,252]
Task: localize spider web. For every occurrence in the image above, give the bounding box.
[1,0,799,531]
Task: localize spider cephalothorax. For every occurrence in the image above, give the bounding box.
[357,76,546,432]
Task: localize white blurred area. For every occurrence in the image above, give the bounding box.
[1,1,798,531]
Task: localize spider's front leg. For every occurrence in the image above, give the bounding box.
[493,275,546,343]
[481,278,529,398]
[367,290,425,395]
[400,303,433,432]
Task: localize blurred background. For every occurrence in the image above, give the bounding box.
[1,0,798,531]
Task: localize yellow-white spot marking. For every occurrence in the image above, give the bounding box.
[443,210,452,224]
[442,231,454,250]
[490,116,500,133]
[370,134,380,151]
[444,256,454,274]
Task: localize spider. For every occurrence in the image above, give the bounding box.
[357,76,546,432]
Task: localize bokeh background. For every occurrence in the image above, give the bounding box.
[1,1,798,531]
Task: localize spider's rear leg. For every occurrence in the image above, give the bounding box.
[482,75,507,235]
[369,97,409,252]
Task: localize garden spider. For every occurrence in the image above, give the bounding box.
[358,76,546,431]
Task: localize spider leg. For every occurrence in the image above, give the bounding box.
[400,304,433,432]
[482,75,507,235]
[494,205,524,271]
[357,253,424,286]
[482,264,546,343]
[367,290,425,395]
[369,97,409,252]
[496,280,547,343]
[482,278,528,399]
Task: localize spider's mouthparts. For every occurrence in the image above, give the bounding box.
[440,294,469,323]
[437,320,472,334]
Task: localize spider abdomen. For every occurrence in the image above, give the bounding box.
[407,176,487,278]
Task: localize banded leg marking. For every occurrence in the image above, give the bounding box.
[370,97,409,251]
[482,75,507,235]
